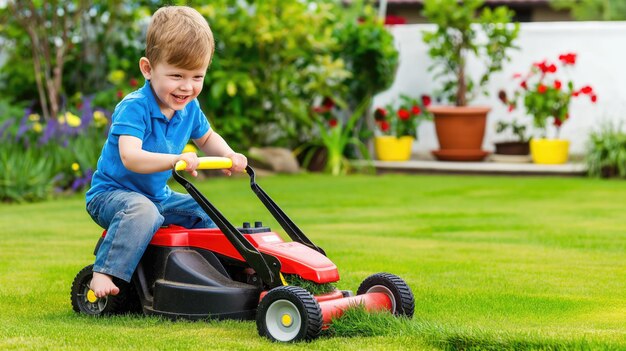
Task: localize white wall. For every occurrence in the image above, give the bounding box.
[374,22,626,156]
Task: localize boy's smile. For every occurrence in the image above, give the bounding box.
[139,58,208,119]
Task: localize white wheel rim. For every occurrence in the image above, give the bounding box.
[265,299,302,342]
[366,285,396,313]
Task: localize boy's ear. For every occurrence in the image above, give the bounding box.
[139,57,152,80]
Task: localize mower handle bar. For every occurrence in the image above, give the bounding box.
[174,157,232,171]
[171,157,326,289]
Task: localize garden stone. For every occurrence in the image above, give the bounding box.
[248,147,300,174]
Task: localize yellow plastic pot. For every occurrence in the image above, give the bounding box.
[530,138,570,164]
[374,136,414,161]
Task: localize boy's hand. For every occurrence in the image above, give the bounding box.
[224,152,247,176]
[177,152,200,177]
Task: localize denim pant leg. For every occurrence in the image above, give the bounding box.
[158,191,216,229]
[87,190,164,282]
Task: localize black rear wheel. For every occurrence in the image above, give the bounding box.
[256,286,323,342]
[70,264,139,315]
[356,273,414,317]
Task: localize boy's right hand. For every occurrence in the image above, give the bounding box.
[177,152,200,177]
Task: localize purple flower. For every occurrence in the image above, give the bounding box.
[15,106,33,141]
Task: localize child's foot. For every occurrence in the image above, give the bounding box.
[90,272,120,298]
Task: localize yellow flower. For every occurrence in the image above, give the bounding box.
[32,122,43,133]
[93,111,108,128]
[28,113,40,122]
[108,70,126,85]
[64,112,81,127]
[71,163,80,172]
[182,144,198,154]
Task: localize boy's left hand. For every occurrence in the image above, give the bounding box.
[224,152,247,176]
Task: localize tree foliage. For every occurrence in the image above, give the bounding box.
[551,0,626,21]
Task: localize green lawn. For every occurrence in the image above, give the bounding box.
[1,173,625,350]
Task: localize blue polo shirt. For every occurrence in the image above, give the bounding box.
[86,80,210,204]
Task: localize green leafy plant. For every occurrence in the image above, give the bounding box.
[333,4,399,109]
[373,95,432,138]
[586,121,626,178]
[296,98,371,176]
[0,143,56,203]
[421,0,519,106]
[495,119,529,143]
[499,53,597,138]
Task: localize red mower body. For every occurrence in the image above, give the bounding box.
[145,225,340,284]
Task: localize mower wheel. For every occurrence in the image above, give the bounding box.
[70,264,139,316]
[256,286,323,342]
[357,273,415,318]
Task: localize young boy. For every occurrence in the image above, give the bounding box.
[85,6,247,298]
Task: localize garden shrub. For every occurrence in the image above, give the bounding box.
[586,121,626,178]
[0,0,399,201]
[0,98,109,202]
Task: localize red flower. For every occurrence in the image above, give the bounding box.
[384,15,406,25]
[322,97,335,109]
[558,53,577,65]
[397,109,411,120]
[410,105,421,116]
[534,61,548,73]
[116,90,124,99]
[554,80,562,90]
[421,95,432,107]
[129,78,138,88]
[328,118,338,128]
[374,107,387,121]
[553,113,569,127]
[580,85,593,94]
[591,94,598,103]
[378,120,390,132]
[534,60,557,74]
[520,81,528,90]
[537,84,547,94]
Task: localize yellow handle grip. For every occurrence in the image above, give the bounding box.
[174,157,233,171]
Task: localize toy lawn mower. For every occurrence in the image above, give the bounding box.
[71,157,414,342]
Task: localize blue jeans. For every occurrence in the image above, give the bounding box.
[86,190,215,282]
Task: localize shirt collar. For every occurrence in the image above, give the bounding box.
[141,80,184,122]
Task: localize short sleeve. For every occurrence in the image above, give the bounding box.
[190,99,211,140]
[109,100,149,139]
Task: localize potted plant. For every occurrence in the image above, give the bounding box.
[494,119,530,155]
[421,0,519,161]
[500,52,598,164]
[372,94,432,161]
[296,97,372,175]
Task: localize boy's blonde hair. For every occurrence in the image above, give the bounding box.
[145,6,214,70]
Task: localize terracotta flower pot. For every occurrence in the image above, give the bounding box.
[374,136,414,161]
[428,105,490,161]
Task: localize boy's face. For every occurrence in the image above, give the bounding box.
[139,58,208,118]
